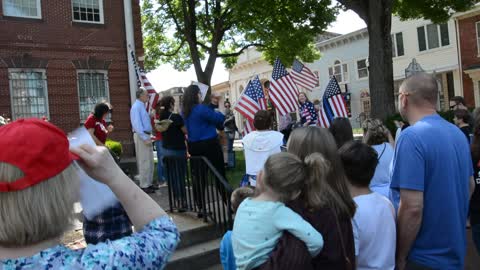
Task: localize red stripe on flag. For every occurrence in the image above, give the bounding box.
[268,88,289,116]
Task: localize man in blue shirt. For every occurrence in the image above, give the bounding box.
[130,87,155,194]
[392,73,475,270]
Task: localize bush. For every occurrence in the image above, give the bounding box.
[105,139,123,157]
[384,110,455,135]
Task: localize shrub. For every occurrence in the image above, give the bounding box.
[384,110,455,135]
[105,139,123,157]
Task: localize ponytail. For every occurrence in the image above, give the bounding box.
[304,153,331,209]
[262,152,333,206]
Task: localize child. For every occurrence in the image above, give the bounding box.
[338,141,396,270]
[220,187,256,270]
[232,152,327,270]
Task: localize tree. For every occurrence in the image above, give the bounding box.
[141,0,338,100]
[337,0,477,119]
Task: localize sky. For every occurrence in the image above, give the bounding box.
[147,8,366,92]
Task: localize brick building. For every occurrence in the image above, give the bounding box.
[0,0,144,156]
[456,6,480,108]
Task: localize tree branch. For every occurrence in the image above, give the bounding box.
[197,41,212,51]
[158,39,186,57]
[217,43,265,58]
[203,0,214,32]
[165,0,183,33]
[336,0,368,20]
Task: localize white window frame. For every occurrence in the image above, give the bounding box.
[392,32,405,58]
[71,0,104,24]
[328,60,349,83]
[356,58,368,80]
[76,70,110,122]
[2,0,42,19]
[476,22,480,57]
[417,23,450,52]
[8,68,50,120]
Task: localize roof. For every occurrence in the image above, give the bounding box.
[316,28,368,51]
[453,3,480,20]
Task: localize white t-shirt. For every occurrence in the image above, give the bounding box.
[353,193,396,270]
[242,130,283,186]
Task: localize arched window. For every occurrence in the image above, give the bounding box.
[328,60,348,83]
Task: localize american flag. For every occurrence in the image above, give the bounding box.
[243,119,256,136]
[269,58,299,116]
[234,76,267,121]
[317,108,330,128]
[322,77,348,123]
[129,49,159,113]
[291,59,318,91]
[300,102,317,125]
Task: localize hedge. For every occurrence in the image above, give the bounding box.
[384,110,455,135]
[105,139,123,157]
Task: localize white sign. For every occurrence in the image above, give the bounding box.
[192,81,209,101]
[68,127,119,220]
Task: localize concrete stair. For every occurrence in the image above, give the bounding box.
[166,212,225,270]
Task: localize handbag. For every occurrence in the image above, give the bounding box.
[332,209,353,270]
[154,113,173,132]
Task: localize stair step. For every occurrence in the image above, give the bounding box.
[166,238,222,270]
[170,212,224,250]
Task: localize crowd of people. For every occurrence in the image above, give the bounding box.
[222,73,478,270]
[0,73,479,270]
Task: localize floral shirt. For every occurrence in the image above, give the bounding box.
[1,216,179,270]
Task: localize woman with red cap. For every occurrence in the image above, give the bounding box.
[0,119,179,269]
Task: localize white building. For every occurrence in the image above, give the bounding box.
[390,16,462,110]
[309,28,369,128]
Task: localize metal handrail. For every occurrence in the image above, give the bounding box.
[164,155,234,232]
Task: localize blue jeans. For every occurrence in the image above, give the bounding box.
[155,140,165,183]
[163,148,187,202]
[472,223,480,255]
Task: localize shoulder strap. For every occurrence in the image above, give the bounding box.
[332,209,352,270]
[377,143,387,161]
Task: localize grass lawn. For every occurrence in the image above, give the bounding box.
[226,150,245,188]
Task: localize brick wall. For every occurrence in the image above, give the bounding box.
[0,0,145,156]
[459,15,480,107]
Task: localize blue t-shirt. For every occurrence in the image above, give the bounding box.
[391,114,472,269]
[184,104,225,142]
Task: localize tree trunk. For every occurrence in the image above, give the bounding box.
[366,0,395,120]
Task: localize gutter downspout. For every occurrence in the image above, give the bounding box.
[124,0,137,106]
[454,18,464,97]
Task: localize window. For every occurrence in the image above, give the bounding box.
[392,32,404,57]
[417,23,450,51]
[72,0,104,24]
[8,69,49,120]
[328,60,348,83]
[476,22,480,56]
[77,71,109,121]
[356,59,368,79]
[2,0,42,19]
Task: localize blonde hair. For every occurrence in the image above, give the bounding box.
[262,152,330,205]
[0,163,79,247]
[362,119,389,146]
[287,127,356,218]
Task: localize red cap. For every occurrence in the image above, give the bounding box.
[0,118,79,192]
